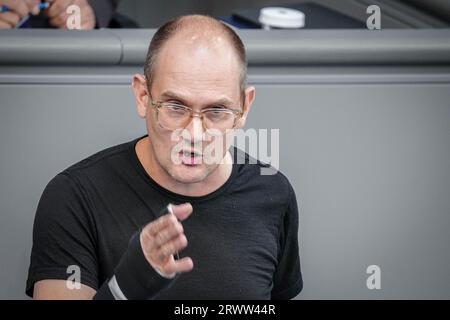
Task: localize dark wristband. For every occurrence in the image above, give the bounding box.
[94,230,178,300]
[93,281,115,300]
[116,230,178,299]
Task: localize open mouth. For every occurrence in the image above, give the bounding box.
[179,150,203,166]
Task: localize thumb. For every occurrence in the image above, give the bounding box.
[169,203,193,221]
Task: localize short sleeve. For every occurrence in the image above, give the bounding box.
[26,172,99,297]
[271,183,303,300]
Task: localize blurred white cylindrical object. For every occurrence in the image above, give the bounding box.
[258,7,305,29]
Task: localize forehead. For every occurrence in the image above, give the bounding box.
[151,32,242,102]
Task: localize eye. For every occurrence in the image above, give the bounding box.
[162,102,186,111]
[161,103,188,118]
[204,108,233,123]
[167,104,185,111]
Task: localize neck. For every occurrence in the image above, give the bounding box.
[135,136,233,197]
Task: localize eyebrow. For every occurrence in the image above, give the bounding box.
[160,90,234,107]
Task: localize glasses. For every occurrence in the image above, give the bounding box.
[150,100,243,133]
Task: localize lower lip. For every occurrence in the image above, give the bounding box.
[179,152,202,166]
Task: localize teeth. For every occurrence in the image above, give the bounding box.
[183,151,199,157]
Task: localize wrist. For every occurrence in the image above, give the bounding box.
[94,230,178,300]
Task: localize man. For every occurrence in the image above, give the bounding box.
[26,14,302,300]
[0,0,116,29]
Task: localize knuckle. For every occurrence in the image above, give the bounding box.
[149,219,159,230]
[155,232,165,245]
[140,233,151,252]
[150,219,163,232]
[141,227,152,241]
[159,215,170,226]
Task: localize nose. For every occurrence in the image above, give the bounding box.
[184,115,204,144]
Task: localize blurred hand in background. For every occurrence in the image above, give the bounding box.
[45,0,96,30]
[0,0,41,29]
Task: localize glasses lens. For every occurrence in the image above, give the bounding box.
[204,110,236,132]
[158,104,190,130]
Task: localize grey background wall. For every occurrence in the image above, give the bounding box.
[1,28,450,299]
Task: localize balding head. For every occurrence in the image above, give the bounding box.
[144,15,247,93]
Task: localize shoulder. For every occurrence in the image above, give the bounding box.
[231,147,296,206]
[40,138,137,207]
[63,138,135,177]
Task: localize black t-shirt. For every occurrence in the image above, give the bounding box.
[26,135,303,299]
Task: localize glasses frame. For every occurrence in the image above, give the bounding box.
[149,99,244,132]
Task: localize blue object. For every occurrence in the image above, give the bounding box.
[0,2,49,28]
[0,2,49,13]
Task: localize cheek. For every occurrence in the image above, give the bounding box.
[146,111,164,140]
[220,131,236,151]
[202,132,234,164]
[146,116,175,154]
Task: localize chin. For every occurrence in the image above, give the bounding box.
[168,164,212,184]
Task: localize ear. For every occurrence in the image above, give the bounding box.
[132,74,149,119]
[236,86,255,129]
